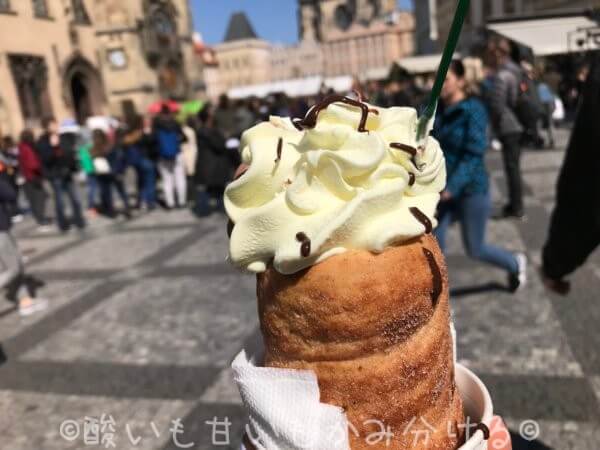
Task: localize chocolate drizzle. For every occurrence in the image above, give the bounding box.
[353,89,365,103]
[409,207,432,234]
[422,248,443,307]
[296,232,311,257]
[292,119,304,131]
[275,137,283,163]
[408,173,416,186]
[293,94,372,133]
[389,142,423,170]
[390,142,417,157]
[474,423,490,440]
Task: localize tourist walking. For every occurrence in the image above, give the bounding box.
[77,133,99,217]
[0,160,48,316]
[537,79,557,149]
[483,38,525,219]
[542,52,600,295]
[181,117,198,206]
[18,130,50,230]
[434,60,527,292]
[36,118,86,232]
[0,136,22,222]
[91,129,130,218]
[123,115,157,211]
[152,106,187,209]
[194,105,231,215]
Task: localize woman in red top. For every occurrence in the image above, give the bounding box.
[18,130,50,229]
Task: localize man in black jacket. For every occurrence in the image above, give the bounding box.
[0,162,48,316]
[484,38,526,219]
[542,51,600,294]
[36,117,86,232]
[194,105,232,215]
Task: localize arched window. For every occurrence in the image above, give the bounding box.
[8,54,53,122]
[32,0,49,18]
[71,0,90,25]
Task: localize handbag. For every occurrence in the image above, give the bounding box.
[93,157,111,175]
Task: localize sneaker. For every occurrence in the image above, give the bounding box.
[18,298,48,317]
[36,225,53,234]
[509,253,528,292]
[11,214,24,224]
[494,205,526,221]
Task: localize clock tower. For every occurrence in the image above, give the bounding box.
[94,0,203,116]
[298,0,414,77]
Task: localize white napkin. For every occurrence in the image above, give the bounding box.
[232,323,457,450]
[232,349,349,450]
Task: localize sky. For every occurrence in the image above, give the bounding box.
[192,0,414,45]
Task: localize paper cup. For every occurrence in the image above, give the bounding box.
[456,363,493,450]
[240,363,493,450]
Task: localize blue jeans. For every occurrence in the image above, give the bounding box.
[134,159,156,208]
[87,174,98,209]
[97,175,130,216]
[435,192,518,274]
[49,177,86,231]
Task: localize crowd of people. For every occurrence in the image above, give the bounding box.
[0,35,595,316]
[0,103,246,316]
[0,104,244,235]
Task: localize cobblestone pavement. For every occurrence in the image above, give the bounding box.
[0,128,599,450]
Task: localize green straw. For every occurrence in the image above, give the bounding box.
[416,0,471,141]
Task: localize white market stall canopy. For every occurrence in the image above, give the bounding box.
[228,75,354,99]
[487,15,599,56]
[395,53,459,74]
[364,66,390,81]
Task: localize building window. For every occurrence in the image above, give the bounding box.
[32,0,49,18]
[0,0,11,12]
[71,0,90,25]
[483,0,492,21]
[8,54,53,121]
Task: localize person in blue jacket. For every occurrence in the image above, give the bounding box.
[433,60,527,292]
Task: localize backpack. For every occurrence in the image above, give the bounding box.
[515,75,544,127]
[157,128,180,160]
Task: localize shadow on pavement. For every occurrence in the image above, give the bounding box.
[0,304,17,319]
[450,282,509,298]
[510,431,554,449]
[0,343,6,366]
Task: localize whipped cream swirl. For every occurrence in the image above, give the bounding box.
[225,98,446,274]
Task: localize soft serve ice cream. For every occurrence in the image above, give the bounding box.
[225,95,446,274]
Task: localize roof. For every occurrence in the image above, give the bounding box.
[487,16,599,56]
[224,12,258,42]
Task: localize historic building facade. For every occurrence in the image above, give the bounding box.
[212,13,272,95]
[206,2,414,98]
[0,0,202,137]
[415,0,600,54]
[298,0,415,77]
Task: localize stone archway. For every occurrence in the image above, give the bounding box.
[62,55,105,123]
